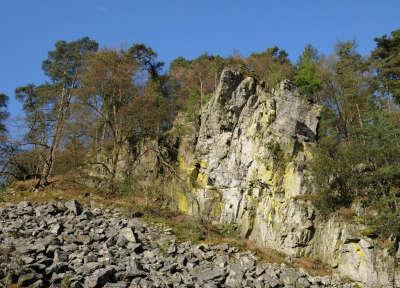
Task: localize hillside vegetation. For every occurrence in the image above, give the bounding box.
[1,29,399,243]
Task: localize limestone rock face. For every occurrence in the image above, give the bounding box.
[177,68,399,287]
[311,217,399,286]
[188,67,320,255]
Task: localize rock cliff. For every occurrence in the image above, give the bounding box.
[175,68,399,287]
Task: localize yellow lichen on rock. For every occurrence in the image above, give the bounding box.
[258,164,273,185]
[177,154,188,173]
[176,191,189,213]
[178,154,196,176]
[196,172,208,188]
[267,211,273,223]
[283,162,302,199]
[353,243,365,260]
[200,159,207,169]
[272,198,281,212]
[210,191,223,219]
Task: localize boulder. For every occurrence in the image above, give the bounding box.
[65,200,83,215]
[84,267,116,288]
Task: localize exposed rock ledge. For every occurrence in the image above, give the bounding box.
[175,68,400,287]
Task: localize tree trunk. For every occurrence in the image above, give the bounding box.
[200,80,203,110]
[36,86,71,189]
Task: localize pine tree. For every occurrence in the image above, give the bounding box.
[16,37,98,188]
[371,29,400,105]
[294,45,322,98]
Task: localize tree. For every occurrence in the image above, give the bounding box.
[245,46,294,89]
[333,42,372,138]
[310,40,400,241]
[316,41,371,140]
[310,109,400,236]
[78,49,141,193]
[0,93,9,187]
[77,48,174,194]
[128,43,172,115]
[0,93,8,142]
[371,29,400,105]
[17,37,98,188]
[15,85,49,147]
[169,54,225,118]
[128,43,164,80]
[294,45,322,98]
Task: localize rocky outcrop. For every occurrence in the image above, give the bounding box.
[311,218,399,287]
[0,201,357,288]
[175,68,399,287]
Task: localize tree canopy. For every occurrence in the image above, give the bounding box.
[371,29,400,104]
[294,44,322,97]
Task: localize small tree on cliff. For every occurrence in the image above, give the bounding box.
[245,46,294,89]
[294,45,322,99]
[169,54,225,119]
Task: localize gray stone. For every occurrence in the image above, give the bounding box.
[120,227,137,243]
[196,268,226,282]
[65,200,83,215]
[54,249,68,263]
[84,253,98,263]
[116,235,128,247]
[0,201,360,288]
[162,68,396,288]
[46,262,69,274]
[297,276,311,288]
[84,267,116,288]
[127,242,143,254]
[103,282,128,288]
[225,263,244,288]
[281,269,299,285]
[17,201,32,210]
[49,223,63,235]
[18,272,40,287]
[21,255,35,264]
[78,262,103,275]
[30,279,44,288]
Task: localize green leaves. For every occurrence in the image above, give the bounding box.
[169,53,225,118]
[371,29,400,104]
[310,33,400,237]
[311,109,400,236]
[294,44,322,97]
[42,37,98,84]
[128,43,164,80]
[246,46,294,88]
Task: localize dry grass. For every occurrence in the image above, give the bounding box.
[138,211,330,276]
[3,177,155,213]
[292,257,330,276]
[336,207,356,222]
[1,178,330,277]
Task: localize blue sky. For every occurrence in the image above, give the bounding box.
[1,0,399,126]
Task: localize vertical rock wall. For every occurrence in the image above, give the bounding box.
[176,68,399,287]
